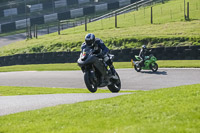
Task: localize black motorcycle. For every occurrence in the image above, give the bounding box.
[77,47,121,93]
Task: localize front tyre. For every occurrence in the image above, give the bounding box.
[84,72,97,93]
[134,62,141,72]
[150,63,158,72]
[108,72,121,93]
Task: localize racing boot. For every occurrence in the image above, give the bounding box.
[139,60,145,67]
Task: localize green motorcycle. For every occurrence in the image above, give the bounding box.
[131,54,158,72]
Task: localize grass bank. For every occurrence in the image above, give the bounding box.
[0,84,199,132]
[0,86,136,96]
[0,0,199,56]
[0,60,199,72]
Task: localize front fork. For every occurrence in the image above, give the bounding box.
[131,59,137,67]
[90,70,97,83]
[83,66,97,84]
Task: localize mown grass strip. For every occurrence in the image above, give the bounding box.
[157,60,200,68]
[115,60,200,69]
[0,86,136,96]
[0,60,199,72]
[0,84,199,133]
[0,63,80,72]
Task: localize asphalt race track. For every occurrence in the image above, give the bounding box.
[0,68,199,90]
[0,68,199,116]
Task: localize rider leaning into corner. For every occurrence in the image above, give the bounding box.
[139,45,152,66]
[81,33,116,76]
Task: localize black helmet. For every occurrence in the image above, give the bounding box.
[85,33,95,47]
[142,45,146,49]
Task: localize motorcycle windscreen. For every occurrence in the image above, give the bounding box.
[78,55,96,66]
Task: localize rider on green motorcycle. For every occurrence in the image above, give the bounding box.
[139,45,151,67]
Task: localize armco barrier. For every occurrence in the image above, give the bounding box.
[0,46,200,67]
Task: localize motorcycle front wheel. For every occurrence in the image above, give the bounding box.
[108,72,121,93]
[134,62,142,72]
[150,63,158,72]
[84,71,97,93]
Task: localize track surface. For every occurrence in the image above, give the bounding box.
[0,68,199,90]
[0,68,199,116]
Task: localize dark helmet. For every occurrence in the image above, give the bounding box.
[142,45,146,49]
[85,33,95,47]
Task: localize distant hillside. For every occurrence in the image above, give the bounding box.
[0,0,199,56]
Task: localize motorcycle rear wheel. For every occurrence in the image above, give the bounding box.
[107,72,121,93]
[150,63,158,72]
[84,72,97,93]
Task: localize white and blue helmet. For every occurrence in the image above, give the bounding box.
[85,33,95,47]
[142,45,147,49]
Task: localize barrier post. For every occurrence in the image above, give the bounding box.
[58,21,60,35]
[187,2,189,20]
[35,25,38,39]
[115,12,117,28]
[29,26,32,39]
[151,7,153,24]
[85,16,87,31]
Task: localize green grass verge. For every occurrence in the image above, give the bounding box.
[0,63,80,72]
[157,60,200,68]
[0,60,199,72]
[0,84,199,132]
[0,86,136,96]
[119,60,200,68]
[0,0,199,56]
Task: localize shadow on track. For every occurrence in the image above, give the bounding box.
[140,71,167,75]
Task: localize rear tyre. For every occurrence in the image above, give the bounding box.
[150,63,158,72]
[108,72,121,93]
[84,72,97,93]
[134,62,141,72]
